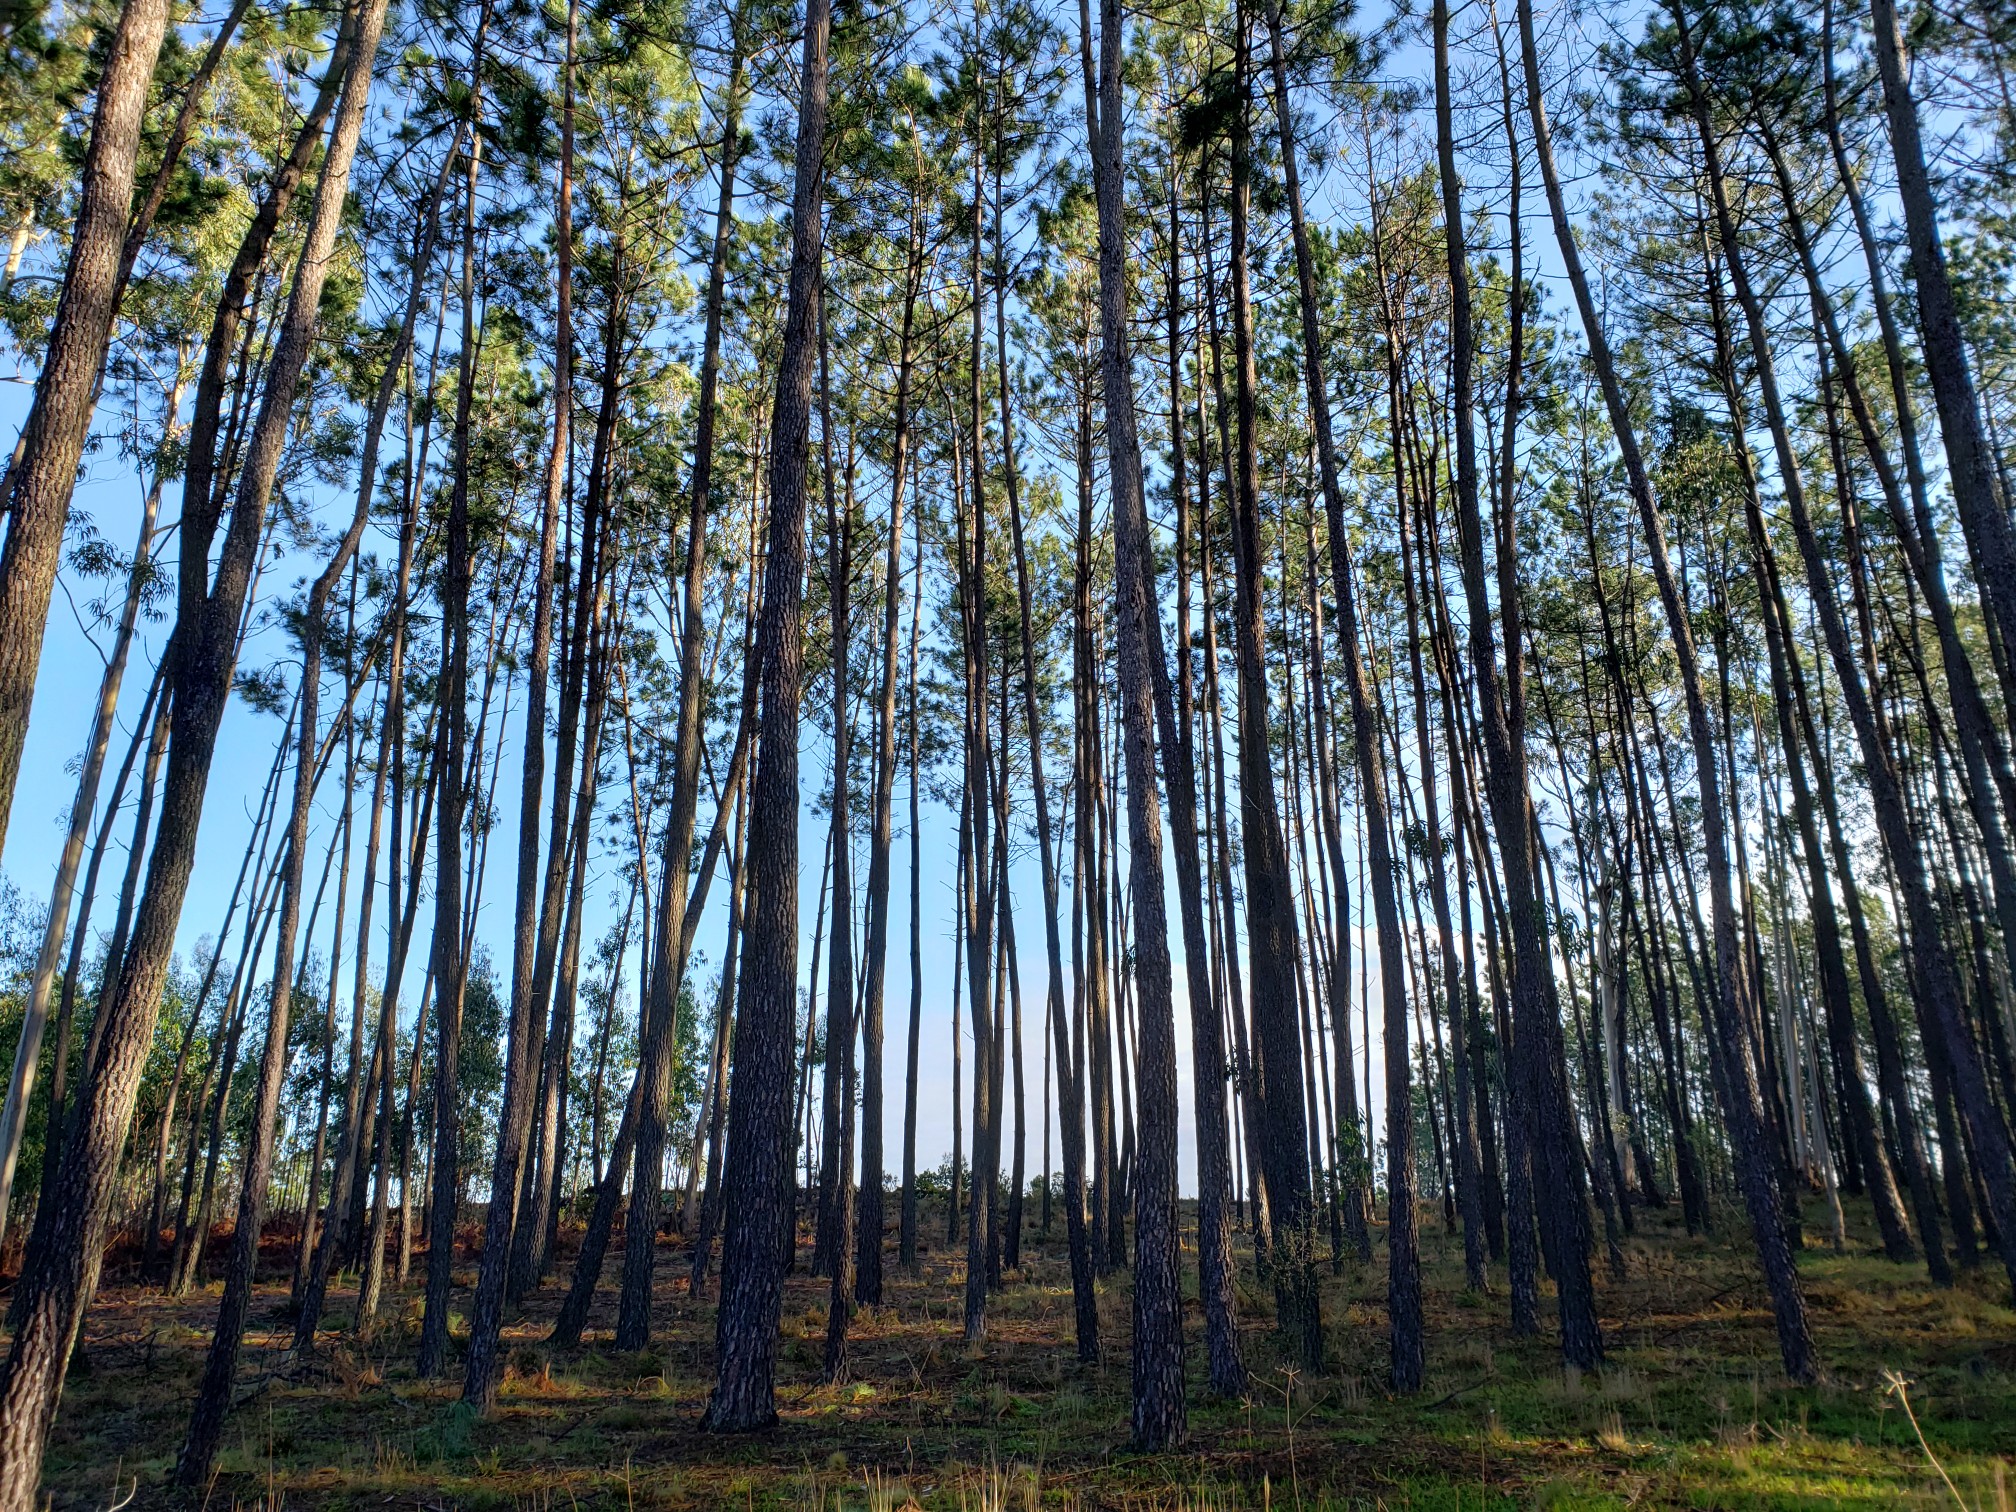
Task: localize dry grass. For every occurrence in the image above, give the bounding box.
[9,1197,2015,1509]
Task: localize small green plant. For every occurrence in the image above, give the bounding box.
[414,1401,479,1463]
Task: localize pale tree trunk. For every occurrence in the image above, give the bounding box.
[355,362,442,1331]
[294,631,361,1304]
[898,505,927,1273]
[517,623,612,1291]
[1392,373,1486,1297]
[144,684,284,1281]
[819,317,858,1382]
[856,177,922,1308]
[688,790,748,1298]
[550,671,751,1342]
[957,135,996,1346]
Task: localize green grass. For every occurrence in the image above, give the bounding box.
[19,1199,2016,1509]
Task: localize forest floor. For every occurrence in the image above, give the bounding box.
[17,1198,2016,1510]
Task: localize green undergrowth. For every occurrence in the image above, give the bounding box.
[17,1200,2016,1509]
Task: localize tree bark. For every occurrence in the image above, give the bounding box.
[615,2,747,1349]
[0,0,387,1483]
[700,0,828,1428]
[0,0,175,851]
[1156,163,1241,1394]
[417,63,490,1377]
[1865,0,2016,679]
[463,0,575,1407]
[1085,0,1186,1446]
[1674,8,2016,1305]
[0,417,169,1249]
[1261,0,1405,1373]
[1519,0,1805,1377]
[859,186,923,1305]
[1433,0,1608,1370]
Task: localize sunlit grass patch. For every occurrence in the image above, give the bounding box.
[19,1202,2016,1510]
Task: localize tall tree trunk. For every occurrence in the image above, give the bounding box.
[0,0,389,1484]
[817,306,858,1378]
[463,0,575,1407]
[417,70,490,1378]
[860,194,923,1305]
[1518,0,1808,1378]
[521,574,614,1292]
[1436,0,1601,1367]
[145,688,284,1281]
[1154,107,1243,1405]
[1229,0,1324,1377]
[899,502,926,1273]
[700,0,829,1429]
[294,644,361,1303]
[1865,0,2016,678]
[1085,0,1186,1447]
[0,0,175,849]
[1674,10,2016,1304]
[0,418,170,1248]
[296,140,459,1345]
[616,2,747,1349]
[1703,246,1918,1269]
[357,415,441,1329]
[1392,366,1485,1292]
[689,790,749,1298]
[1261,0,1404,1373]
[1760,125,2016,1018]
